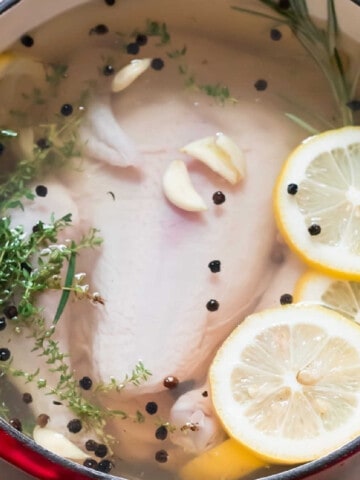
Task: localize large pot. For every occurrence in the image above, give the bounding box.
[0,0,359,479]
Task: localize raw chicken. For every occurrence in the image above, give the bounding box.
[1,30,330,472]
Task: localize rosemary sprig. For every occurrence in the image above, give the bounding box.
[232,0,358,127]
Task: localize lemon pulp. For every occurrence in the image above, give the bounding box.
[274,127,360,279]
[209,304,360,464]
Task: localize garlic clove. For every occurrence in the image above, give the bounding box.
[215,132,246,180]
[111,58,151,93]
[33,426,88,460]
[163,160,207,212]
[181,136,239,185]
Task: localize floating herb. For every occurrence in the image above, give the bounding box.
[232,0,359,126]
[45,63,68,88]
[53,242,77,324]
[167,45,187,59]
[95,361,152,393]
[0,109,85,214]
[144,20,171,45]
[22,87,46,105]
[198,82,237,104]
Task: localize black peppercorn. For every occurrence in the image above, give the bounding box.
[104,0,116,4]
[202,390,208,397]
[254,79,268,91]
[0,143,4,155]
[126,42,140,55]
[89,24,109,35]
[32,222,45,234]
[206,299,219,312]
[0,348,11,361]
[37,414,50,427]
[53,401,62,405]
[278,0,291,9]
[36,138,51,150]
[67,419,82,433]
[136,34,148,46]
[9,418,22,431]
[79,376,93,390]
[155,449,168,463]
[21,262,32,274]
[98,459,113,473]
[85,439,98,451]
[22,392,33,404]
[212,191,226,205]
[151,58,165,70]
[94,443,108,458]
[270,28,282,41]
[347,100,360,112]
[145,401,158,415]
[20,35,34,47]
[0,317,6,331]
[60,103,73,116]
[287,183,298,195]
[155,425,168,440]
[208,260,221,273]
[3,305,18,319]
[103,65,115,76]
[35,185,48,197]
[308,224,321,236]
[83,458,98,470]
[280,293,293,305]
[163,376,179,389]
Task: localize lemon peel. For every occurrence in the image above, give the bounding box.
[180,438,265,480]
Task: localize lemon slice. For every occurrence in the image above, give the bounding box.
[0,51,44,80]
[209,304,360,464]
[294,270,360,324]
[180,438,266,480]
[274,126,360,280]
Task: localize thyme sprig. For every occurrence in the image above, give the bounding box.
[0,116,84,214]
[95,361,152,393]
[233,0,359,127]
[136,20,236,104]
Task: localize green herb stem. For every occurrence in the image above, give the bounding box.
[53,242,76,324]
[233,0,356,128]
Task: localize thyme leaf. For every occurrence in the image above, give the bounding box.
[144,20,171,45]
[95,361,152,393]
[45,63,68,88]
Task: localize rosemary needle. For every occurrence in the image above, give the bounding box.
[53,242,77,324]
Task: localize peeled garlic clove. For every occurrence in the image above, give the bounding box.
[215,132,246,180]
[181,136,239,185]
[33,426,88,460]
[111,58,151,93]
[163,160,207,212]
